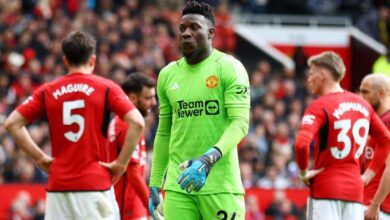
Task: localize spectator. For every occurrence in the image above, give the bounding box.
[10,191,33,220]
[241,161,255,188]
[257,165,290,189]
[265,190,303,220]
[372,44,390,77]
[246,195,266,220]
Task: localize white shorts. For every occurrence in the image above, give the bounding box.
[307,197,364,220]
[45,187,120,220]
[380,210,390,220]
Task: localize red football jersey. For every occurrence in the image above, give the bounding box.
[363,110,390,213]
[108,116,148,219]
[295,91,390,203]
[16,73,134,191]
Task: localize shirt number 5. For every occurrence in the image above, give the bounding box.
[63,100,85,142]
[331,118,369,159]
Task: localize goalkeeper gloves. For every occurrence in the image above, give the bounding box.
[177,147,222,193]
[149,187,164,220]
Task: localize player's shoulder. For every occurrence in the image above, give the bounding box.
[380,110,390,128]
[310,91,372,116]
[317,91,369,106]
[214,50,244,68]
[159,59,183,76]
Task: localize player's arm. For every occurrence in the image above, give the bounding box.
[118,110,144,164]
[5,111,53,173]
[294,103,324,184]
[177,58,250,193]
[100,108,144,184]
[365,154,390,220]
[150,70,171,188]
[214,58,250,155]
[5,89,53,173]
[363,109,390,184]
[127,163,149,209]
[149,70,171,219]
[99,83,145,184]
[112,119,148,209]
[177,106,250,192]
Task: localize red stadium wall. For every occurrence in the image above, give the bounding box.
[0,184,46,219]
[245,188,309,211]
[0,184,309,219]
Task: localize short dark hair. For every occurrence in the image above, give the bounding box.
[61,31,96,66]
[182,1,215,26]
[122,72,156,94]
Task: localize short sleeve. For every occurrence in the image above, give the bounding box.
[107,81,135,119]
[16,85,45,123]
[221,56,250,109]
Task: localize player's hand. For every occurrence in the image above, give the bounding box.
[35,155,54,174]
[177,148,222,193]
[364,203,380,220]
[98,160,127,184]
[149,187,164,220]
[299,168,324,186]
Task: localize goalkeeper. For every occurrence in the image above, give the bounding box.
[149,1,250,220]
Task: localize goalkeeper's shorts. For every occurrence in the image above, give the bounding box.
[164,190,244,220]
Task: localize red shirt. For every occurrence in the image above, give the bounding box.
[363,110,390,213]
[108,116,148,219]
[295,91,390,203]
[16,73,134,191]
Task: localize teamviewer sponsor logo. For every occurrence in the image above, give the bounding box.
[176,100,220,118]
[205,100,219,115]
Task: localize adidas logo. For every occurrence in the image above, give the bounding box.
[171,83,180,90]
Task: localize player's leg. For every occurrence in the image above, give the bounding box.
[197,193,245,220]
[45,192,73,220]
[307,198,341,220]
[68,187,120,220]
[164,190,201,220]
[341,201,363,220]
[379,210,390,220]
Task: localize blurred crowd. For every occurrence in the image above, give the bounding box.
[0,0,389,219]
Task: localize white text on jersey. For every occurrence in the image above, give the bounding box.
[333,102,369,119]
[52,83,95,99]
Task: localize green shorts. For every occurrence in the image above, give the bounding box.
[164,190,245,220]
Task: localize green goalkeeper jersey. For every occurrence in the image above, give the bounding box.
[150,49,250,194]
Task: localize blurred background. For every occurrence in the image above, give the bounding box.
[0,0,389,219]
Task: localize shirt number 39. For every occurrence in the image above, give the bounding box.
[331,118,369,159]
[63,100,85,142]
